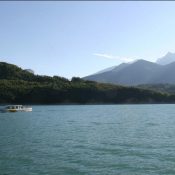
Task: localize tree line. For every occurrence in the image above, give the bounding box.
[0,62,175,104]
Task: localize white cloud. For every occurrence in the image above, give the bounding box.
[93,53,116,59]
[93,53,135,63]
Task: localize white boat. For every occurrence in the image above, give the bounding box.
[2,105,32,112]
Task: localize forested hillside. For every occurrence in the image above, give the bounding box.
[0,62,174,104]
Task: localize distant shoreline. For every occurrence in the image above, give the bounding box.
[1,102,175,106]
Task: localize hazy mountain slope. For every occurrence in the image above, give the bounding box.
[84,63,130,84]
[84,60,162,85]
[94,63,130,75]
[110,63,130,72]
[94,65,117,75]
[151,62,175,84]
[84,52,175,86]
[111,60,161,85]
[156,52,175,65]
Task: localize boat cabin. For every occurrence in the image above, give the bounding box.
[6,105,23,110]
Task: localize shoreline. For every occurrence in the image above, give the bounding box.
[1,102,175,106]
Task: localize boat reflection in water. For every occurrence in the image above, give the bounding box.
[1,105,32,112]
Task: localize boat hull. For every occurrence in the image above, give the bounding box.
[6,108,32,112]
[8,109,17,112]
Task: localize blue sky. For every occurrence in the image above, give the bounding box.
[1,1,175,78]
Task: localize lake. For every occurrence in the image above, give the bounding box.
[1,104,175,175]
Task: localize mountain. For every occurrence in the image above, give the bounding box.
[94,63,129,75]
[84,57,175,85]
[83,63,130,84]
[84,60,163,85]
[156,52,175,65]
[93,65,117,75]
[0,61,174,104]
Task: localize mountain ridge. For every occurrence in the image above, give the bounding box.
[84,54,175,86]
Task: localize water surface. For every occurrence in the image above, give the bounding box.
[1,104,175,175]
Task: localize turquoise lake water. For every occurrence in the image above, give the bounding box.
[1,104,175,175]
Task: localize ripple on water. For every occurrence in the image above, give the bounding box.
[1,105,175,175]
